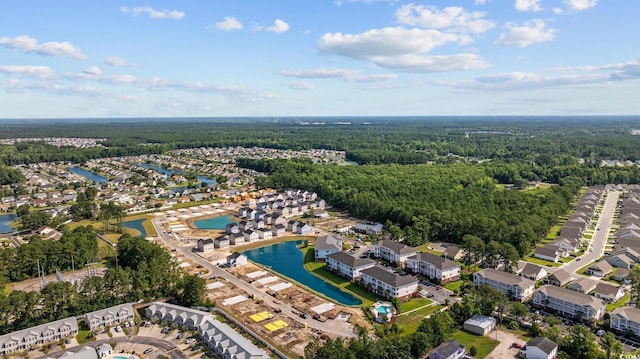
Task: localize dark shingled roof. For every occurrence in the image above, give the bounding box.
[361,266,418,288]
[374,239,417,255]
[413,252,460,270]
[326,251,375,268]
[526,337,557,355]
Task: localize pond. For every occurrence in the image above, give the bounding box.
[193,214,235,230]
[242,240,362,306]
[0,213,18,233]
[68,166,109,184]
[138,163,216,188]
[124,219,148,238]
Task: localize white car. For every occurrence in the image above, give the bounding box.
[596,329,606,336]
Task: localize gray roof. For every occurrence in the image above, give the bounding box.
[537,285,605,309]
[326,251,375,269]
[526,337,557,355]
[413,252,460,270]
[464,315,496,329]
[315,234,343,251]
[612,306,640,324]
[374,239,417,256]
[361,266,418,288]
[443,245,464,257]
[0,316,78,353]
[590,260,612,273]
[198,238,214,245]
[535,245,560,258]
[545,269,573,285]
[594,282,622,297]
[476,268,534,288]
[520,263,545,278]
[567,277,598,293]
[430,340,464,358]
[59,346,98,359]
[84,303,134,329]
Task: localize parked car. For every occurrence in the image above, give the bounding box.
[511,342,523,349]
[186,338,196,344]
[177,332,184,339]
[143,348,154,355]
[596,329,606,336]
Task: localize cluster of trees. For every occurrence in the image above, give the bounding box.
[0,226,99,284]
[0,165,24,185]
[304,311,456,359]
[248,161,581,256]
[0,234,205,335]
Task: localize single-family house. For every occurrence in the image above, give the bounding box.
[255,228,272,240]
[566,277,598,294]
[228,233,245,245]
[96,343,113,358]
[197,238,215,253]
[519,337,558,359]
[533,245,562,263]
[225,223,239,235]
[519,263,548,281]
[611,268,631,284]
[214,235,230,249]
[592,282,625,303]
[543,269,573,287]
[295,222,312,235]
[585,260,613,277]
[428,340,465,359]
[271,224,286,237]
[243,230,259,243]
[442,245,465,261]
[227,253,248,268]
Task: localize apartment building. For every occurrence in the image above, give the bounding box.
[473,268,535,301]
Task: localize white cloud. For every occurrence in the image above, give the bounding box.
[283,81,315,90]
[553,7,564,14]
[120,6,185,20]
[442,59,640,91]
[278,68,397,82]
[515,0,543,12]
[395,4,495,33]
[475,0,488,4]
[564,0,597,11]
[370,53,489,72]
[494,19,555,47]
[214,17,243,31]
[255,19,290,34]
[104,56,132,67]
[318,27,460,59]
[83,66,102,76]
[0,35,87,60]
[0,65,54,79]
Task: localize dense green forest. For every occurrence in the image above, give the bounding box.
[0,234,204,335]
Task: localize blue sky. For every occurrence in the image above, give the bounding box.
[1,0,638,118]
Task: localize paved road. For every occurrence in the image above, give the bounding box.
[34,335,188,359]
[151,217,356,338]
[561,190,619,274]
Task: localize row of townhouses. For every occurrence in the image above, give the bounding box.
[534,187,603,263]
[146,302,269,359]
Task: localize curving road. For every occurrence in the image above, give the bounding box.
[151,217,356,338]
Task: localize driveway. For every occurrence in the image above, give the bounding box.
[34,336,188,359]
[485,328,523,359]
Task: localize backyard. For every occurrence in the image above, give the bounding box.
[451,329,499,359]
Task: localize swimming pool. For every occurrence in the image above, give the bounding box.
[377,306,390,314]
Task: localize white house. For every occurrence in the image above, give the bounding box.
[519,337,558,359]
[518,263,547,281]
[243,230,259,242]
[95,343,113,358]
[227,253,248,268]
[0,317,79,356]
[325,251,375,281]
[197,238,215,253]
[406,252,461,284]
[592,282,625,303]
[473,268,535,302]
[360,265,418,300]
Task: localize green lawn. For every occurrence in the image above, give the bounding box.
[414,243,444,256]
[443,280,464,293]
[576,262,594,275]
[451,329,499,359]
[395,305,444,335]
[546,225,562,240]
[607,293,631,311]
[301,246,379,307]
[523,255,560,267]
[398,298,432,313]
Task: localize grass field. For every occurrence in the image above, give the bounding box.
[414,243,443,256]
[451,329,499,359]
[301,246,379,307]
[523,255,560,267]
[546,225,562,240]
[607,293,631,311]
[395,305,444,335]
[444,280,464,293]
[398,298,432,313]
